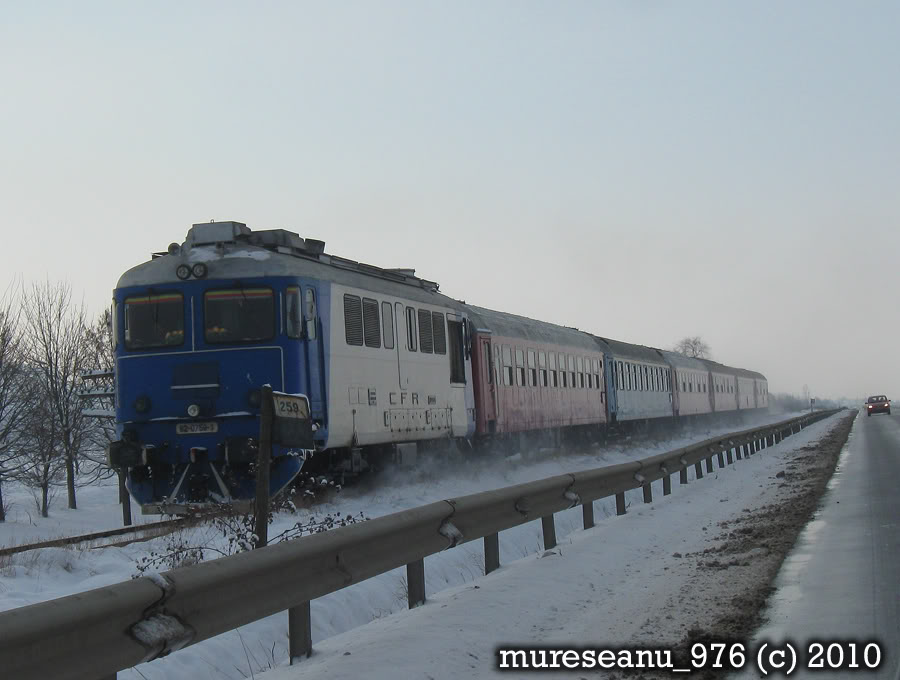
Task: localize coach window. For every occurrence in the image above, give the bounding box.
[560,355,568,388]
[382,302,394,350]
[502,345,513,386]
[418,309,433,353]
[549,353,558,387]
[447,319,466,383]
[527,350,537,387]
[494,345,502,385]
[124,291,184,349]
[286,286,302,339]
[406,307,417,351]
[432,313,447,355]
[515,349,525,387]
[568,355,576,388]
[538,351,548,387]
[206,287,274,345]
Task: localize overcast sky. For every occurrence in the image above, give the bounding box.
[2,2,897,400]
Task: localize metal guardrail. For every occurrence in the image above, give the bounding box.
[0,410,842,680]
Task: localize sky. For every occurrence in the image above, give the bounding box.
[1,1,898,400]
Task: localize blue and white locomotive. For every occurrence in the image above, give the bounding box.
[108,221,474,511]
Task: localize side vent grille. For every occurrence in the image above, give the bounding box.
[418,308,433,354]
[362,298,381,348]
[344,295,363,346]
[432,312,446,355]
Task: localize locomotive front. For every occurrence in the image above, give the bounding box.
[108,221,324,512]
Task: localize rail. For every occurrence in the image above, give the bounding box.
[0,409,842,680]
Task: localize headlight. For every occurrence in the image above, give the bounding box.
[176,264,191,280]
[134,395,152,413]
[247,388,262,408]
[191,263,208,279]
[187,404,200,417]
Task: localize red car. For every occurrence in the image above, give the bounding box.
[866,395,891,416]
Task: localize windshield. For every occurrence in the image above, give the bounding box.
[124,292,184,350]
[204,287,275,344]
[867,396,887,403]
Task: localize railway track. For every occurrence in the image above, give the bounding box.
[0,516,196,558]
[0,486,342,558]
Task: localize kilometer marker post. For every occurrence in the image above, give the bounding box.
[254,384,274,548]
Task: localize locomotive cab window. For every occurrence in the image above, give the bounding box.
[205,288,275,345]
[304,288,318,340]
[286,287,302,339]
[124,292,184,350]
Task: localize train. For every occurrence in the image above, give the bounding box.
[106,221,768,513]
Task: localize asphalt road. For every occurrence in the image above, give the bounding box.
[735,409,900,679]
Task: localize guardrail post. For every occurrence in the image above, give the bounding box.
[615,492,626,515]
[705,457,714,474]
[484,533,500,574]
[716,451,725,467]
[663,474,671,496]
[726,448,734,464]
[289,602,312,662]
[407,559,425,608]
[694,462,703,479]
[582,502,594,530]
[736,444,743,460]
[542,515,557,549]
[679,468,688,485]
[642,482,652,503]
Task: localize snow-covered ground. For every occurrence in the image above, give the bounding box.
[259,412,852,680]
[0,410,810,679]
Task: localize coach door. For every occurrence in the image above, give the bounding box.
[477,336,497,430]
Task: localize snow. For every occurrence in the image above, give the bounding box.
[0,410,818,679]
[131,613,193,652]
[187,246,271,263]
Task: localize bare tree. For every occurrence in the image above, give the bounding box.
[21,281,90,511]
[673,336,711,359]
[0,285,30,521]
[16,377,67,517]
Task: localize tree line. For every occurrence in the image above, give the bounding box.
[0,281,114,520]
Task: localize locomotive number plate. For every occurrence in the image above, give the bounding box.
[176,422,218,435]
